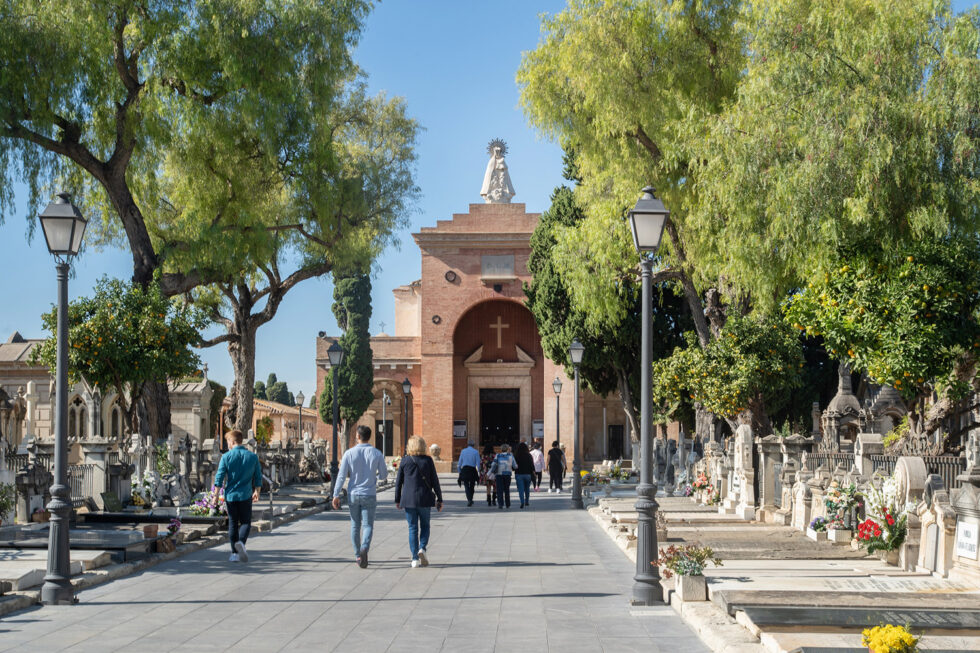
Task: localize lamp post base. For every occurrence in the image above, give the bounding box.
[329,461,339,498]
[632,481,664,605]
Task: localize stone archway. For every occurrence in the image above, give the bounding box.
[452,299,543,449]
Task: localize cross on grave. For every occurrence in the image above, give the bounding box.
[490,315,509,348]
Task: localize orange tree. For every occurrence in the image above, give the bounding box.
[653,314,805,435]
[30,277,205,437]
[784,237,980,449]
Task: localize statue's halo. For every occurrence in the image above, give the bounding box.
[486,138,508,157]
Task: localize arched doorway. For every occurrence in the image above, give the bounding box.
[452,299,544,450]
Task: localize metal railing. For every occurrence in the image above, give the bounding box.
[4,452,54,472]
[68,463,95,508]
[862,454,965,489]
[804,452,854,471]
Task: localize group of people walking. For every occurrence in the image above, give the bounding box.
[455,440,567,509]
[213,425,566,570]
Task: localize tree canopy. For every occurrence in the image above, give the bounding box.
[28,277,206,435]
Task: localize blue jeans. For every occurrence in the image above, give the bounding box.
[349,494,378,556]
[404,507,431,560]
[226,499,252,553]
[516,474,532,506]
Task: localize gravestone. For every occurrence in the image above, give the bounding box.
[100,491,124,512]
[950,434,980,584]
[732,423,755,520]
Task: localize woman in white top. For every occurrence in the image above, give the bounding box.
[530,443,545,491]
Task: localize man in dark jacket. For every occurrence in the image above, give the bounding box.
[395,436,443,568]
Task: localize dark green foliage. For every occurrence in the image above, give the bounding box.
[524,176,692,433]
[253,381,267,400]
[319,270,374,427]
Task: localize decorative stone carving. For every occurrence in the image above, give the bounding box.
[854,432,884,477]
[821,363,861,452]
[480,139,515,204]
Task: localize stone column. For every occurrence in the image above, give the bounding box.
[733,424,756,520]
[755,434,782,522]
[79,439,111,509]
[24,381,37,443]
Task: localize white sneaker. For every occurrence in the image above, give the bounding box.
[229,553,239,562]
[411,559,421,568]
[418,549,429,567]
[235,541,249,563]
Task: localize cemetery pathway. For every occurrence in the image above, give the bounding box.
[0,479,708,653]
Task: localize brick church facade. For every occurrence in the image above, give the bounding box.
[315,156,631,467]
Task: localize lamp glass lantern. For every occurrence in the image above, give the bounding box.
[327,342,344,367]
[402,378,412,395]
[39,192,87,257]
[569,339,585,366]
[295,391,305,408]
[552,376,562,396]
[627,186,669,253]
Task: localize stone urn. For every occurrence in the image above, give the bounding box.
[875,548,900,566]
[429,444,441,461]
[806,527,828,542]
[674,574,707,602]
[828,528,852,544]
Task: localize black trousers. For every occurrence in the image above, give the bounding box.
[226,499,253,552]
[496,474,512,507]
[459,465,479,503]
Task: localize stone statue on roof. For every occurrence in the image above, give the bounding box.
[480,138,515,204]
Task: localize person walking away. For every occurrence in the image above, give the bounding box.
[547,440,567,493]
[457,440,481,507]
[214,429,262,563]
[395,436,443,568]
[332,425,388,568]
[480,444,497,506]
[493,444,516,509]
[530,442,545,491]
[514,442,535,509]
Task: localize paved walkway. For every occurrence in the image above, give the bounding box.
[0,479,707,653]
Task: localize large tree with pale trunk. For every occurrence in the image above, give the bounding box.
[0,0,375,438]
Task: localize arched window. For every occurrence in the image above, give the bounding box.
[78,407,87,439]
[111,404,122,439]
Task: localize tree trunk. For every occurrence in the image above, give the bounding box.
[142,381,172,441]
[695,403,716,442]
[229,326,257,435]
[742,393,772,436]
[615,370,640,443]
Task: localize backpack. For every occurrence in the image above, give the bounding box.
[494,453,512,476]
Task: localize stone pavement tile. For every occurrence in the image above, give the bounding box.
[602,636,671,653]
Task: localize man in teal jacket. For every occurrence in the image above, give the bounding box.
[214,429,262,563]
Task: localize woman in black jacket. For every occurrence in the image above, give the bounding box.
[395,436,443,568]
[514,441,535,509]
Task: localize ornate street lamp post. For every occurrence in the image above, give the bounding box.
[628,186,669,605]
[295,391,305,447]
[552,376,562,448]
[401,378,411,453]
[327,342,344,495]
[569,339,584,509]
[38,192,87,606]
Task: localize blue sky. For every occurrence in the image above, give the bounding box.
[0,0,975,399]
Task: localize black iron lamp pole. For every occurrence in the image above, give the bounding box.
[569,340,584,509]
[628,186,669,605]
[401,378,411,453]
[38,193,87,606]
[327,342,344,495]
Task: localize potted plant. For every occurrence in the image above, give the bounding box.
[807,516,829,542]
[0,482,14,526]
[861,624,919,652]
[856,472,908,565]
[31,507,51,523]
[656,544,722,602]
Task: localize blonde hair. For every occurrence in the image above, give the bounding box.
[406,435,427,456]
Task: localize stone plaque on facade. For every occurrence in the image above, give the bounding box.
[481,255,514,279]
[532,419,544,439]
[955,520,979,560]
[453,420,467,439]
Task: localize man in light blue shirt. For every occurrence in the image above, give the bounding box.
[457,440,481,507]
[332,425,387,568]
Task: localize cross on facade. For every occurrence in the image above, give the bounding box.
[489,315,509,348]
[379,321,386,333]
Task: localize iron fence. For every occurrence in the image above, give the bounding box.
[68,463,95,508]
[4,452,54,472]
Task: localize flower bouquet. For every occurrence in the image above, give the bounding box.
[807,516,829,541]
[189,488,227,517]
[862,624,919,653]
[691,473,710,492]
[167,517,182,535]
[857,473,908,557]
[131,474,152,507]
[824,482,858,530]
[656,544,722,578]
[704,485,720,505]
